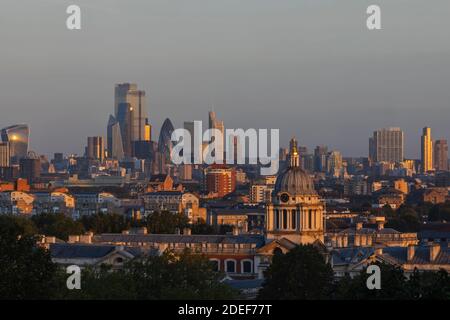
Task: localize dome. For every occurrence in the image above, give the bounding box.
[274,166,317,195]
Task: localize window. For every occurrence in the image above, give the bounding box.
[225,259,236,273]
[291,210,296,229]
[209,259,220,271]
[114,257,124,264]
[283,209,288,229]
[308,209,312,229]
[241,260,253,274]
[275,209,279,229]
[273,248,283,256]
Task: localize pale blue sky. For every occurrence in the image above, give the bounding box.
[1,0,449,158]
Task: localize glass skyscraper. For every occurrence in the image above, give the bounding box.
[1,124,29,164]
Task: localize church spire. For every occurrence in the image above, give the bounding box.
[289,137,300,167]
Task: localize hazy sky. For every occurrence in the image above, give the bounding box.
[1,0,449,158]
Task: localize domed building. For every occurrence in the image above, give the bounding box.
[265,137,325,245]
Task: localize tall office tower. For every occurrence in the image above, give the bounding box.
[107,115,125,160]
[314,145,328,172]
[114,83,147,143]
[327,150,343,177]
[369,127,404,163]
[116,102,134,158]
[0,142,11,167]
[434,139,448,171]
[183,121,196,162]
[421,127,433,173]
[87,137,105,161]
[1,124,30,164]
[208,111,224,134]
[157,118,175,173]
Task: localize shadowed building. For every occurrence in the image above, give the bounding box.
[434,139,448,171]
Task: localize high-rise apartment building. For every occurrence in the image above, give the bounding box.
[1,124,29,164]
[204,164,236,198]
[421,127,433,173]
[87,137,105,161]
[0,142,11,167]
[369,127,404,163]
[434,139,448,171]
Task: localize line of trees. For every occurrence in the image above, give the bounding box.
[0,215,237,300]
[258,245,450,300]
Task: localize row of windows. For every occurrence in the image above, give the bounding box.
[274,209,319,230]
[209,259,253,274]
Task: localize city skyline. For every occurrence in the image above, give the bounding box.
[1,1,450,157]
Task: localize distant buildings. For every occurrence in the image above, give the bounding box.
[421,127,433,173]
[369,127,404,164]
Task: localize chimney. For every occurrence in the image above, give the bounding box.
[356,222,363,231]
[407,245,415,261]
[232,226,239,236]
[68,235,80,243]
[183,228,192,235]
[429,243,441,262]
[175,228,181,235]
[79,233,92,244]
[45,236,56,244]
[377,221,385,231]
[137,227,148,235]
[354,234,361,246]
[375,247,383,255]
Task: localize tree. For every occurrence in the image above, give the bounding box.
[0,216,58,299]
[258,245,334,300]
[31,212,85,240]
[145,211,189,234]
[80,213,132,234]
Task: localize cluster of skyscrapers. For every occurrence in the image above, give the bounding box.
[107,83,152,160]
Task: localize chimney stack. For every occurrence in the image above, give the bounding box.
[232,226,239,236]
[183,228,192,235]
[356,222,363,231]
[377,221,385,231]
[429,243,441,262]
[407,245,415,261]
[137,227,148,235]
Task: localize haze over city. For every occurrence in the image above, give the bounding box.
[1,0,450,157]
